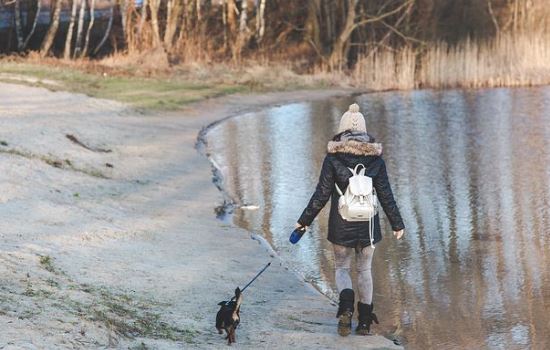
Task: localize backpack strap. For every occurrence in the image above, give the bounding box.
[353,163,366,175]
[335,183,344,196]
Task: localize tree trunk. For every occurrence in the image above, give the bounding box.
[329,0,357,69]
[232,0,250,61]
[196,0,201,23]
[120,0,128,45]
[40,0,63,57]
[149,0,162,47]
[23,0,42,50]
[239,0,248,33]
[83,0,96,57]
[256,0,266,42]
[13,0,25,51]
[74,0,87,57]
[64,0,79,59]
[138,0,148,37]
[323,0,334,46]
[94,1,114,54]
[226,0,237,34]
[221,0,227,48]
[164,0,183,50]
[306,0,322,52]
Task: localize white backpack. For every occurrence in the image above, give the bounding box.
[335,164,378,247]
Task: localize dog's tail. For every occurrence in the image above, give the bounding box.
[234,287,243,308]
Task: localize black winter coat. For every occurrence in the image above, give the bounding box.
[298,131,404,248]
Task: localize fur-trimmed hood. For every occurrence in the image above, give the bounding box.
[327,130,383,156]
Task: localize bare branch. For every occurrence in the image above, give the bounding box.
[487,0,500,33]
[353,0,413,30]
[23,0,42,49]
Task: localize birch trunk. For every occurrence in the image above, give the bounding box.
[196,0,201,23]
[232,0,249,61]
[239,0,248,33]
[83,0,96,57]
[256,0,266,42]
[23,0,42,50]
[14,0,24,51]
[74,0,87,57]
[64,0,79,59]
[40,0,63,57]
[94,0,114,54]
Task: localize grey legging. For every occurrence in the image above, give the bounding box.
[333,244,375,304]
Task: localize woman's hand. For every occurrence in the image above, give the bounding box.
[295,223,308,230]
[393,229,404,240]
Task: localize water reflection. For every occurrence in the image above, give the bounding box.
[206,87,550,349]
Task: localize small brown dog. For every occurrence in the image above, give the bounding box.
[216,287,242,345]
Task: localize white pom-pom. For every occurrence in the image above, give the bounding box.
[349,103,360,113]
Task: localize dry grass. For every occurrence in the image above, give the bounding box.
[2,30,548,112]
[353,31,550,90]
[0,54,339,111]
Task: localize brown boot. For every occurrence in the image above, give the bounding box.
[355,302,379,335]
[336,289,354,337]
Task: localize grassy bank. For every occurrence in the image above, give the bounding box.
[0,60,245,110]
[0,57,336,111]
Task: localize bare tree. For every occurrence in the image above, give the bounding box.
[306,0,322,53]
[120,0,129,44]
[94,0,114,54]
[328,0,413,68]
[229,0,250,60]
[149,0,162,47]
[74,0,87,57]
[255,0,266,42]
[138,0,149,38]
[239,0,248,33]
[83,0,97,57]
[23,0,42,50]
[64,0,80,59]
[226,0,237,34]
[487,0,500,34]
[40,0,63,57]
[164,0,183,50]
[196,0,201,22]
[13,0,24,51]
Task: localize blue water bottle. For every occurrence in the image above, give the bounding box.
[289,226,307,244]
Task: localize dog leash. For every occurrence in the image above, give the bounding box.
[230,262,271,301]
[242,262,271,293]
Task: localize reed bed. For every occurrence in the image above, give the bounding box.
[353,31,550,90]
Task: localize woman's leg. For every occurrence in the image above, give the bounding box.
[356,246,375,304]
[333,244,353,292]
[356,246,378,335]
[333,244,355,336]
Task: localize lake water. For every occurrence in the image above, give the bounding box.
[206,87,550,349]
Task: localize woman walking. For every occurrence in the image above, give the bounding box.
[296,103,405,336]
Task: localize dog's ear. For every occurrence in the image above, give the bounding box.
[235,287,241,295]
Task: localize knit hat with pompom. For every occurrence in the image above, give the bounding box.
[338,103,367,133]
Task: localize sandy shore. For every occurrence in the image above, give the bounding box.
[0,83,402,349]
